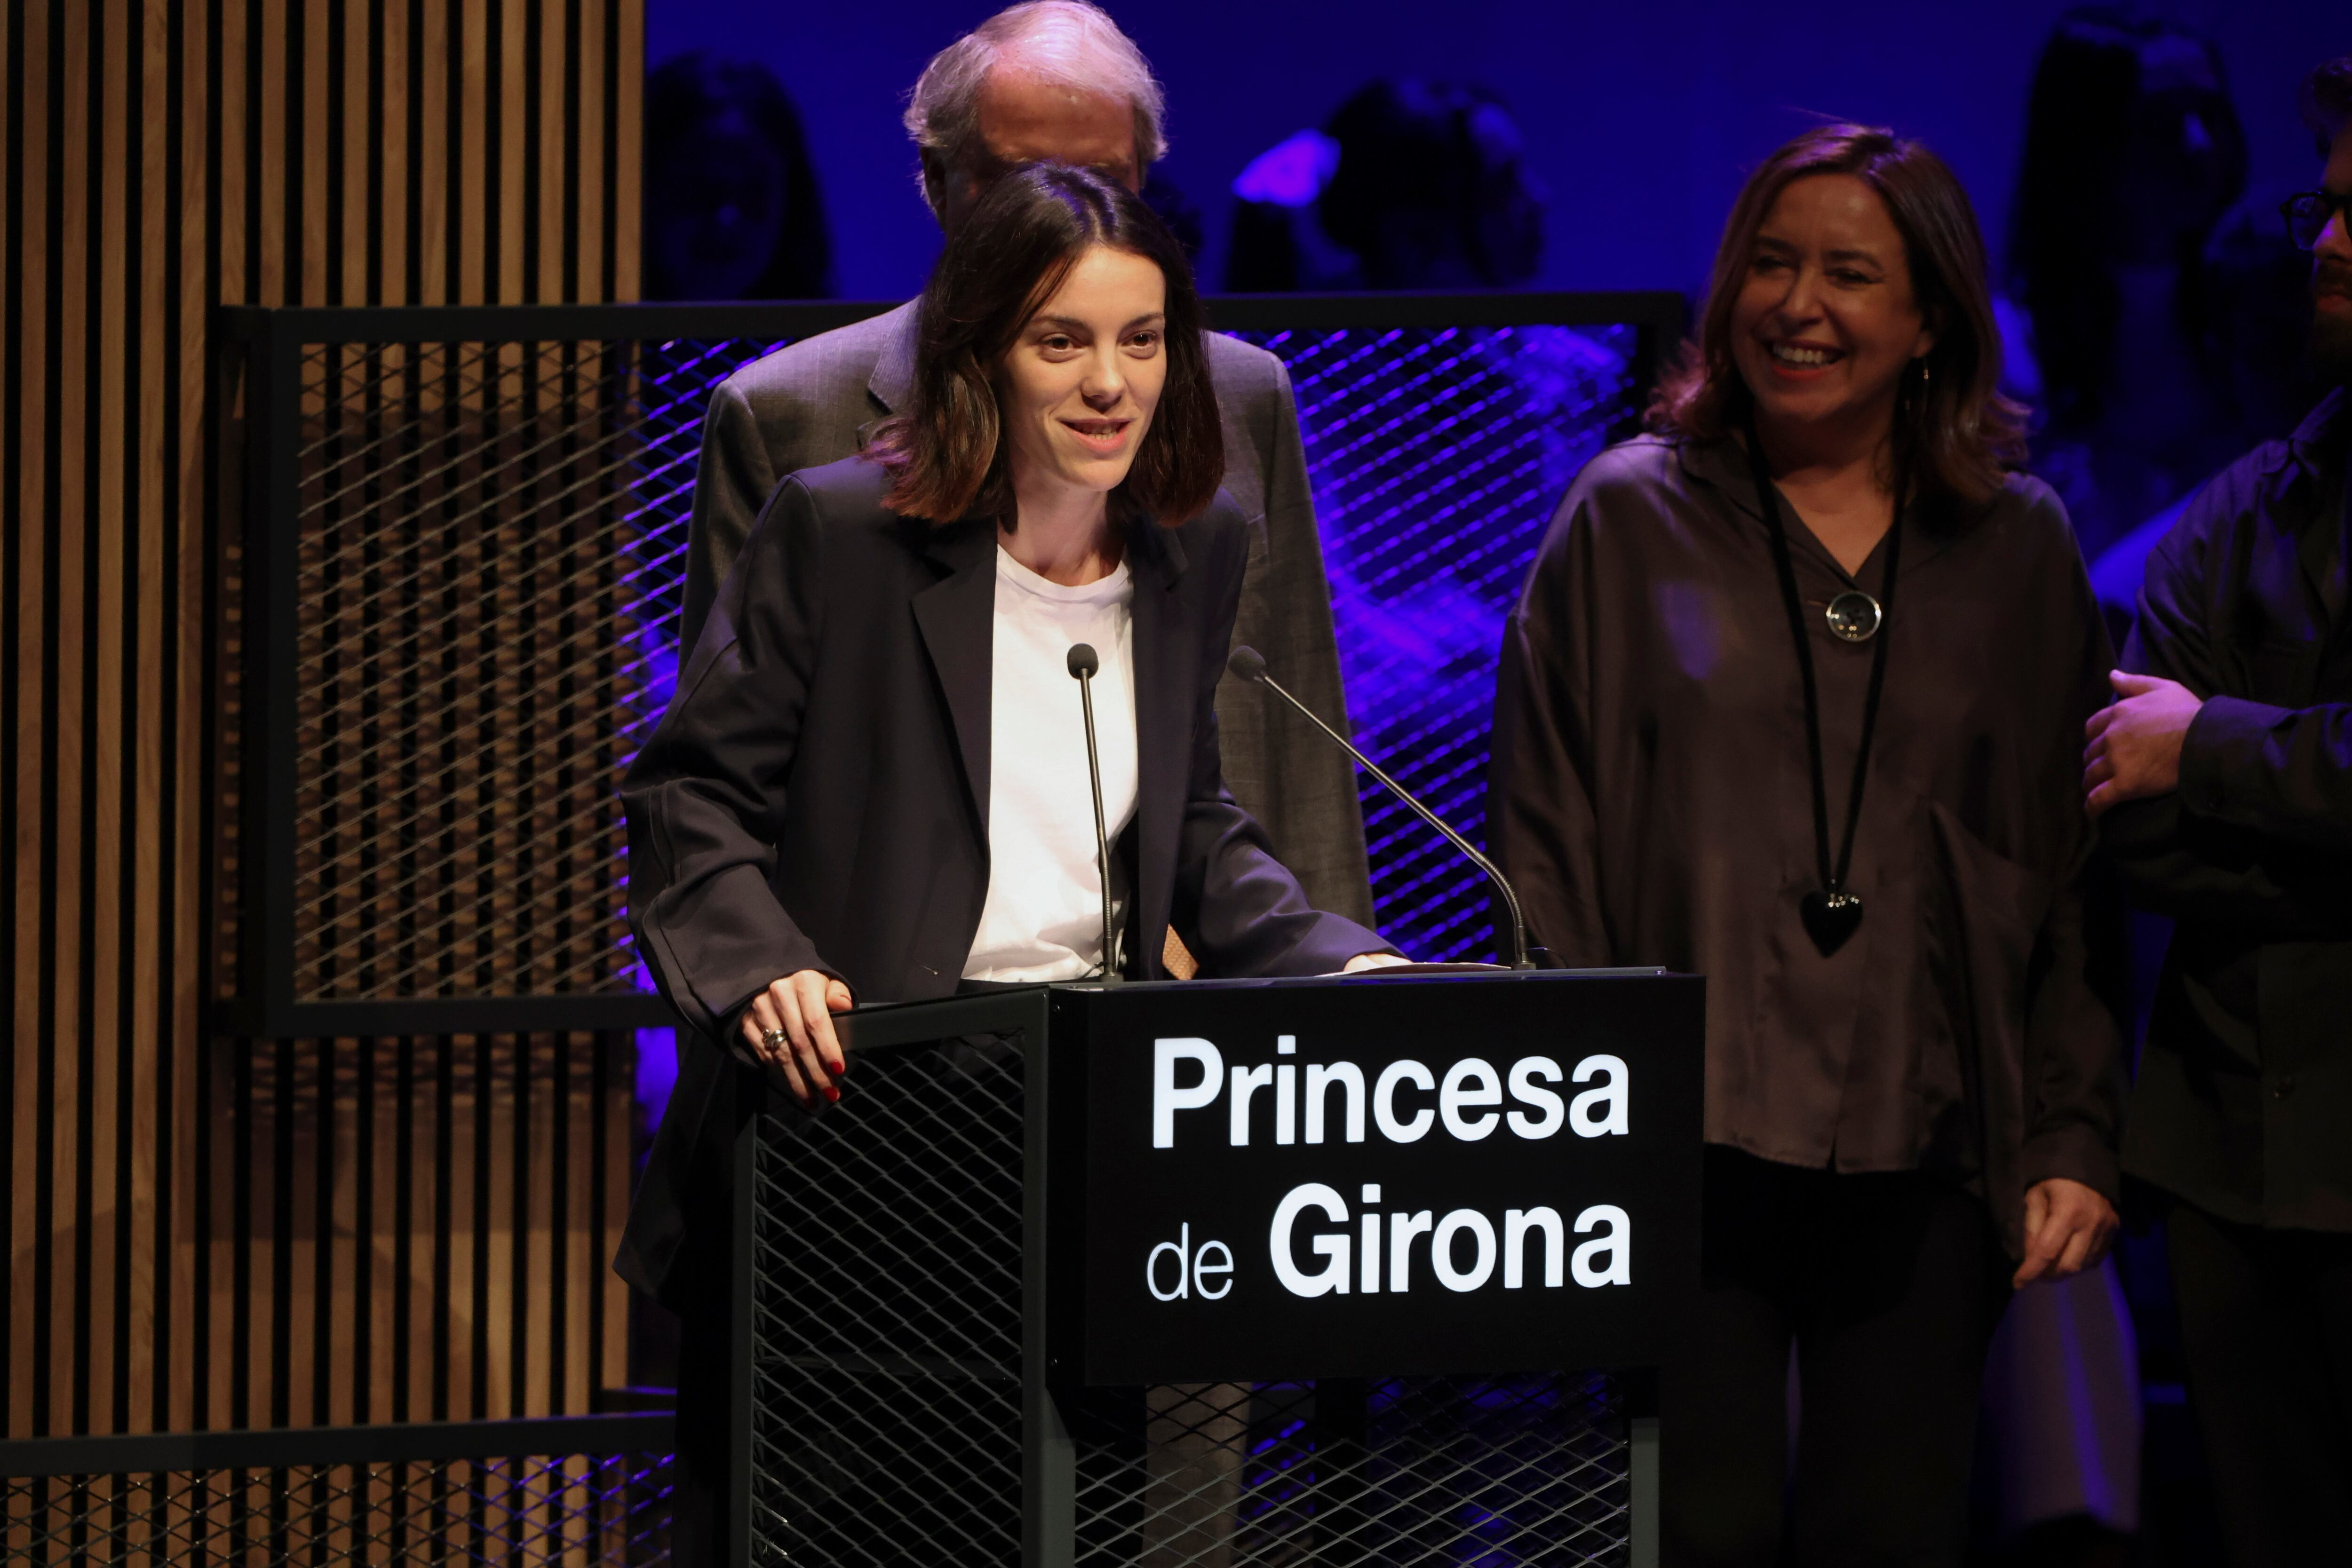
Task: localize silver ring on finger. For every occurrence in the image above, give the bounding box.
[761,1028,789,1051]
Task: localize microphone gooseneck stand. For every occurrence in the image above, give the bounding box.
[1226,645,1536,970]
[1065,642,1124,984]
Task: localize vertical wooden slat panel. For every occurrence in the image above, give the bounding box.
[252,0,281,305]
[499,0,526,303]
[8,0,642,1442]
[85,0,130,1439]
[415,0,445,305]
[573,0,602,306]
[299,0,327,306]
[610,0,639,301]
[3,0,32,1451]
[538,0,564,303]
[342,0,368,307]
[1,0,21,1448]
[381,0,408,306]
[456,0,485,306]
[126,0,172,1439]
[50,0,90,1441]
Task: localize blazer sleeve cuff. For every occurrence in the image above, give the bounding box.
[2180,694,2293,819]
[2019,1123,2122,1206]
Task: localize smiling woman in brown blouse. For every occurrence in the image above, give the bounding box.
[1490,125,2126,1565]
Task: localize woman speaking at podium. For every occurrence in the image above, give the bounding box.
[1490,126,2124,1563]
[618,161,1394,1560]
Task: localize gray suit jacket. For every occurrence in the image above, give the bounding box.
[679,301,1375,924]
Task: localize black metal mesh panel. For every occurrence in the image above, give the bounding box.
[743,1035,1634,1566]
[260,309,1652,1015]
[255,307,1655,1016]
[1234,324,1641,961]
[1071,1374,1629,1565]
[745,1038,1028,1566]
[0,1451,672,1566]
[286,334,782,1003]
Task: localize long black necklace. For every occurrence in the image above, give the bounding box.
[1742,419,1904,958]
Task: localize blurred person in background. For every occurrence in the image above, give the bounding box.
[2086,54,2352,1566]
[2007,9,2250,565]
[1224,78,1544,292]
[644,52,832,300]
[1995,20,2336,1561]
[1491,124,2124,1566]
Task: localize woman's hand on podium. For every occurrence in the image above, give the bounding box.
[2010,1177,2120,1289]
[1342,951,1412,973]
[741,970,854,1108]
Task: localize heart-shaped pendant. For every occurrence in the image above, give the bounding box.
[1799,889,1864,956]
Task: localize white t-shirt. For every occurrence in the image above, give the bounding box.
[961,546,1140,982]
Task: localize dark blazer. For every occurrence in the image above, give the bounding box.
[2110,388,2352,1232]
[679,301,1375,923]
[617,454,1389,1301]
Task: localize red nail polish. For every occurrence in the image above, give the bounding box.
[825,1085,841,1103]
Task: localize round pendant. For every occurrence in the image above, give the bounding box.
[1825,590,1883,643]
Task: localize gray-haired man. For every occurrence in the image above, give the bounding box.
[677,0,1373,930]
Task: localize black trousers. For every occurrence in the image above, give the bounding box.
[1662,1147,2006,1568]
[2165,1199,2352,1567]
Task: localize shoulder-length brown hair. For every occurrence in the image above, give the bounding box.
[867,162,1223,527]
[1650,123,2027,507]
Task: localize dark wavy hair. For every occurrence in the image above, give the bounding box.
[868,163,1222,528]
[1650,123,2028,507]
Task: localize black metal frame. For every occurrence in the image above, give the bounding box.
[732,988,1063,1566]
[0,1413,675,1479]
[217,293,1686,1041]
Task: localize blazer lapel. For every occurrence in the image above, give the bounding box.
[1128,522,1193,962]
[911,519,998,835]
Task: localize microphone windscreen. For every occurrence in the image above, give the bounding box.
[1226,645,1267,681]
[1065,642,1100,678]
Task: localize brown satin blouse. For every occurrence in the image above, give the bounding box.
[1489,435,2124,1251]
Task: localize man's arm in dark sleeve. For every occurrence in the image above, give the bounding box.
[2177,694,2352,853]
[627,476,842,1048]
[678,378,777,658]
[2105,485,2352,932]
[1248,357,1376,924]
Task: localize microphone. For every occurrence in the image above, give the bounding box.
[1226,645,1536,970]
[1065,643,1123,984]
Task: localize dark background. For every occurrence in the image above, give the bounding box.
[647,0,2345,300]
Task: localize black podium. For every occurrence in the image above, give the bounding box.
[730,970,1703,1566]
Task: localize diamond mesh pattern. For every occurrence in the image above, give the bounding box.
[743,1036,1633,1565]
[745,1037,1029,1566]
[286,335,782,1002]
[1072,1375,1629,1565]
[1236,324,1640,961]
[267,313,1643,1002]
[1,1451,673,1566]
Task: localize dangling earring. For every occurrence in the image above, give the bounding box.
[1916,357,1932,389]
